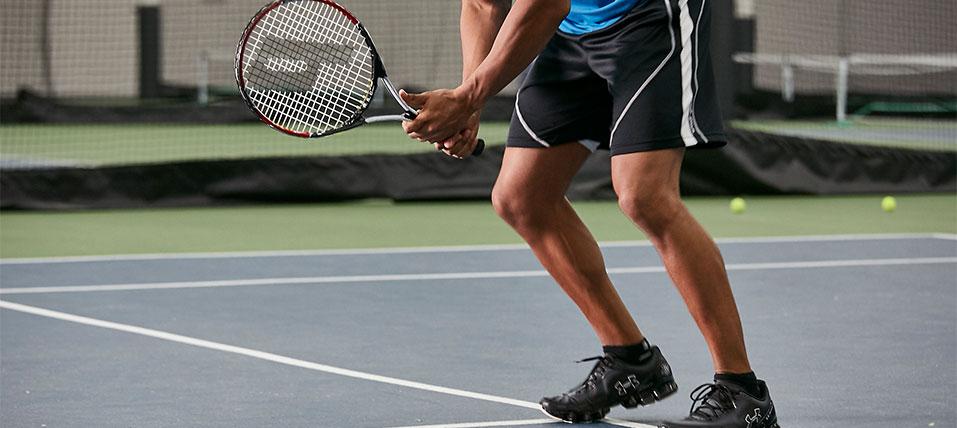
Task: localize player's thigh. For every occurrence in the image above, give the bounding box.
[610,148,684,203]
[494,144,593,205]
[507,78,612,151]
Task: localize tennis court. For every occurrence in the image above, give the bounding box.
[1,230,954,428]
[2,196,956,427]
[2,0,956,427]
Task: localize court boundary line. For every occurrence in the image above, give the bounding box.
[0,300,655,428]
[384,418,557,428]
[383,418,657,428]
[0,233,947,265]
[2,256,954,295]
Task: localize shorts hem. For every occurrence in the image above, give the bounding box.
[609,134,727,156]
[508,134,728,154]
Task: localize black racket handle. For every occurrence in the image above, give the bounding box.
[472,139,486,156]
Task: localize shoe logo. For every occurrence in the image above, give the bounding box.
[614,374,640,396]
[744,408,761,428]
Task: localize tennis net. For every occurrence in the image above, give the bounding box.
[1,0,955,171]
[731,0,956,151]
[0,0,516,169]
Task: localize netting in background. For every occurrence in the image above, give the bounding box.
[733,0,956,151]
[2,0,955,171]
[0,0,515,169]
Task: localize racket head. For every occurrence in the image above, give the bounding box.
[235,0,383,138]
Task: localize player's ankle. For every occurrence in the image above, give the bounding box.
[602,338,654,365]
[714,371,762,397]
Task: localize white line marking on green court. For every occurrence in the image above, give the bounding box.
[0,300,654,428]
[385,419,557,428]
[1,257,954,295]
[0,233,943,265]
[0,300,538,408]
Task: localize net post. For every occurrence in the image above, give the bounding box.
[782,55,795,103]
[836,57,849,124]
[137,5,162,99]
[40,0,54,97]
[197,50,209,105]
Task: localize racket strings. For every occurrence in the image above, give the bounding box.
[241,0,375,135]
[254,4,367,131]
[256,3,368,128]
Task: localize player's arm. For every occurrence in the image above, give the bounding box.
[402,0,570,148]
[424,0,510,157]
[461,0,511,80]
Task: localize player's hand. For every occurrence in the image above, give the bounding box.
[400,88,479,144]
[434,113,481,159]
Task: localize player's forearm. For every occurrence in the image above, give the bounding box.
[461,0,510,81]
[458,0,569,108]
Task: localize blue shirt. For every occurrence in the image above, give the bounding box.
[559,0,646,35]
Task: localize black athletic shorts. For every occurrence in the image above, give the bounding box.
[507,0,727,155]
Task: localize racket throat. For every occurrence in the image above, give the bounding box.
[380,76,417,119]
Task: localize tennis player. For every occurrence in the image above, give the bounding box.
[401,1,778,426]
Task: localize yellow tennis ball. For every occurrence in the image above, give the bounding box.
[729,197,747,214]
[881,196,897,213]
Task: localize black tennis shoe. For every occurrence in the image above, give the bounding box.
[658,380,779,428]
[540,346,677,423]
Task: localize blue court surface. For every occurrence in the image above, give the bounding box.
[1,234,955,428]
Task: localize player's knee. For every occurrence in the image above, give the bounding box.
[618,190,681,235]
[492,186,542,229]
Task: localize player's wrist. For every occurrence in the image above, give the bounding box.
[455,79,488,114]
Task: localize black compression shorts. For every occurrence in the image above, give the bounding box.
[507,0,727,155]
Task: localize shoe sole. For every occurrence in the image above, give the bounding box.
[657,421,780,428]
[541,380,679,423]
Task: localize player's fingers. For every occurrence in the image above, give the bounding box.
[455,127,478,154]
[442,148,461,159]
[439,132,462,150]
[450,139,473,158]
[402,118,424,136]
[431,128,457,145]
[403,127,426,142]
[399,89,425,109]
[445,132,472,158]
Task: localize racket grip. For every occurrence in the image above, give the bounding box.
[472,139,486,156]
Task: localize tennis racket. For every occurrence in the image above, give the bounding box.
[235,0,484,156]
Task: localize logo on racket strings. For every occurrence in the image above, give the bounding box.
[245,37,366,92]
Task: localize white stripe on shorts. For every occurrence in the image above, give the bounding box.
[677,0,698,147]
[514,88,550,147]
[691,0,709,143]
[609,0,677,144]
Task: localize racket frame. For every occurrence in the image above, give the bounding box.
[235,0,416,138]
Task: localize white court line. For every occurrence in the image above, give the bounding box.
[0,301,654,428]
[933,233,957,241]
[385,419,557,428]
[384,419,657,428]
[1,257,954,295]
[0,233,945,265]
[0,300,538,409]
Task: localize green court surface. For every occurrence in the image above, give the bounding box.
[1,194,953,258]
[0,122,510,167]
